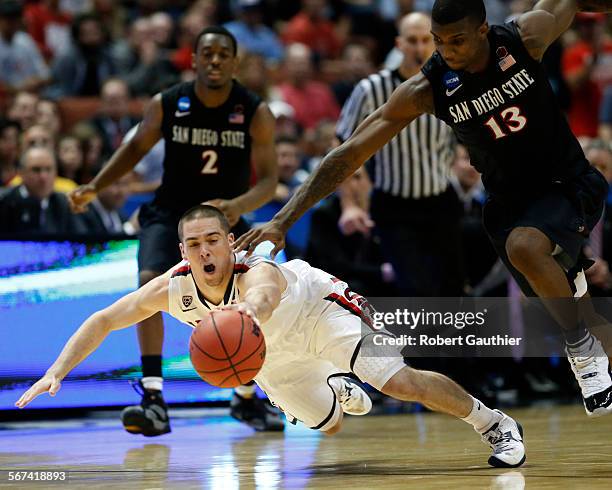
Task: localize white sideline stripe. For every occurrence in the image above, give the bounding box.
[0,260,138,298]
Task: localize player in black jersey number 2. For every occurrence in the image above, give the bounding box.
[238,0,612,420]
[69,26,283,434]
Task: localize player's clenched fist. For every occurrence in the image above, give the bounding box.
[68,184,97,213]
[15,374,62,408]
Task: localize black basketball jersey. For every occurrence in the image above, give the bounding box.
[155,80,262,213]
[421,22,588,200]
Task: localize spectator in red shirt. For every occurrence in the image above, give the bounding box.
[562,14,612,138]
[281,0,342,59]
[275,43,340,130]
[24,0,72,61]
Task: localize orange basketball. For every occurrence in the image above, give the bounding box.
[189,310,266,388]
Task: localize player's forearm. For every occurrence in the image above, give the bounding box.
[273,144,360,231]
[243,286,280,324]
[533,0,610,17]
[45,312,112,381]
[231,175,277,214]
[90,142,148,192]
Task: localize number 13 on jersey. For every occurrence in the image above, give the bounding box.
[484,106,527,140]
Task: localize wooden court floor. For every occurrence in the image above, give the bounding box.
[1,404,611,489]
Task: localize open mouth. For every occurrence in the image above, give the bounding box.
[204,264,215,274]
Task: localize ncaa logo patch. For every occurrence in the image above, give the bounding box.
[177,96,191,112]
[182,295,193,308]
[443,71,461,90]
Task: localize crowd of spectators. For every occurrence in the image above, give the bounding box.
[1,1,611,401]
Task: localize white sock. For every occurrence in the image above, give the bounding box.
[234,383,256,398]
[461,396,502,433]
[142,376,163,392]
[566,331,594,356]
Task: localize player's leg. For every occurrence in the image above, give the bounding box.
[379,365,525,467]
[505,226,578,326]
[121,207,180,436]
[486,188,612,417]
[254,360,350,435]
[312,299,525,467]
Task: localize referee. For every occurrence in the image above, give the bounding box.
[336,12,463,296]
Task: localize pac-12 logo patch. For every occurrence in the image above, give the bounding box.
[182,295,193,308]
[177,97,191,112]
[443,71,462,96]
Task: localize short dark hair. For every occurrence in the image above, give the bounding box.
[432,0,486,26]
[193,25,238,55]
[178,204,230,241]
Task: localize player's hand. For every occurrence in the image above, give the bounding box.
[338,205,374,236]
[15,373,61,409]
[68,184,97,213]
[233,220,286,258]
[219,302,261,327]
[203,199,241,227]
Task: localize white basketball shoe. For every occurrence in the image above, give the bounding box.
[329,376,372,416]
[481,410,526,468]
[566,334,612,417]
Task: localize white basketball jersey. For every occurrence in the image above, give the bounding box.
[167,252,268,327]
[167,253,358,377]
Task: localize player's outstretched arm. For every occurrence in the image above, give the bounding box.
[68,94,163,213]
[234,73,434,256]
[518,0,611,61]
[226,263,287,324]
[15,274,170,408]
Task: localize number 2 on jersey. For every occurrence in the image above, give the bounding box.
[484,106,527,140]
[201,150,219,174]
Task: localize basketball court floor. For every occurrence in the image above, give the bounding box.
[1,403,611,488]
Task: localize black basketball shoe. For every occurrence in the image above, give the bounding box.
[120,379,171,437]
[229,392,285,431]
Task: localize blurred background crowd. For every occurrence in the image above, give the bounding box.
[0,0,611,409]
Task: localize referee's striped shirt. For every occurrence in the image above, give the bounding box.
[336,69,455,200]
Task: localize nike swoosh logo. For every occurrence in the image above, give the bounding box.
[175,111,191,118]
[182,307,197,312]
[446,85,463,96]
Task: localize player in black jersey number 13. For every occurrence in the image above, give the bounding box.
[236,0,612,419]
[68,26,283,434]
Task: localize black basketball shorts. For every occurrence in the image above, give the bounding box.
[483,167,608,296]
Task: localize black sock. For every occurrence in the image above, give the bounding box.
[564,324,590,347]
[141,355,163,378]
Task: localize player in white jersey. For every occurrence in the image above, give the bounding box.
[16,205,525,468]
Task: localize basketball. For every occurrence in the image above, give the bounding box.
[189,310,266,388]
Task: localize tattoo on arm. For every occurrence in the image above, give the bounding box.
[577,0,612,11]
[277,144,356,229]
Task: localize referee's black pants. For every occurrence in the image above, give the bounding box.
[371,188,465,297]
